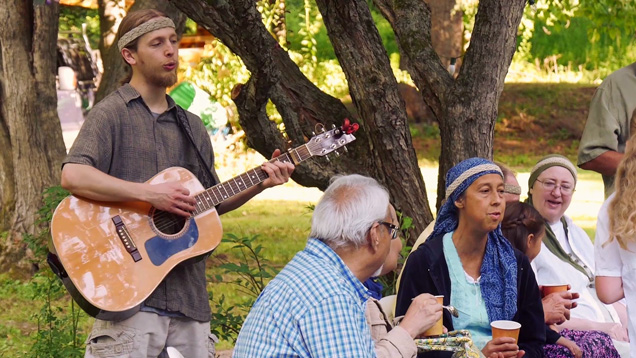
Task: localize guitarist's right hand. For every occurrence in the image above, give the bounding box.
[143,182,197,217]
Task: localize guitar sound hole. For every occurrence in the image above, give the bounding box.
[151,210,187,235]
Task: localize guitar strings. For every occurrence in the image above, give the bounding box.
[145,133,347,235]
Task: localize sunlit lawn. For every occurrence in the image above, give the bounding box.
[0,164,606,354]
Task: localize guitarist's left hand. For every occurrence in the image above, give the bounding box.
[216,149,294,215]
[261,149,295,189]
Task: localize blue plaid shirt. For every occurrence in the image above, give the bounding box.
[233,238,375,358]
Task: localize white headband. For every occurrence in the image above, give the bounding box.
[118,17,176,51]
[445,164,502,199]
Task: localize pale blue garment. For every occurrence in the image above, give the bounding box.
[443,232,491,349]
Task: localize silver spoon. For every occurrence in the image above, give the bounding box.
[443,305,459,318]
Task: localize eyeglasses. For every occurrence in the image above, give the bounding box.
[536,179,575,195]
[377,221,399,240]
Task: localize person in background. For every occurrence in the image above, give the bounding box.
[502,201,619,358]
[595,115,636,357]
[233,175,442,358]
[367,205,446,358]
[396,158,545,358]
[578,63,636,197]
[496,162,522,202]
[526,155,629,356]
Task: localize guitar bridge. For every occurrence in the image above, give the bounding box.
[112,216,142,262]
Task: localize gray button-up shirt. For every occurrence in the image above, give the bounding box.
[64,84,219,321]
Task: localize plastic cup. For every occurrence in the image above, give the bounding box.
[541,284,568,298]
[491,320,521,341]
[422,295,444,336]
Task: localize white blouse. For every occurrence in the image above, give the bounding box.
[595,193,636,349]
[531,215,617,322]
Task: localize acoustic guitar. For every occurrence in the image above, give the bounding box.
[50,125,356,320]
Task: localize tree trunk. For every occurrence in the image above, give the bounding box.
[169,0,434,241]
[0,1,67,269]
[170,0,527,240]
[427,0,463,71]
[374,0,526,210]
[95,0,127,102]
[95,0,187,102]
[314,0,433,241]
[169,0,373,189]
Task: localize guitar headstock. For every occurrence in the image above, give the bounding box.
[306,121,357,158]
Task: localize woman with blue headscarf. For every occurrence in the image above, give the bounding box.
[396,158,545,358]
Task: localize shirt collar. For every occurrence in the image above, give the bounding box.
[119,83,177,112]
[306,238,371,302]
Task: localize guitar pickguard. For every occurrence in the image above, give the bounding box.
[145,218,199,266]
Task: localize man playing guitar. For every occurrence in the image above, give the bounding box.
[60,9,294,357]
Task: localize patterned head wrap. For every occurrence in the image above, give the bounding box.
[118,17,176,51]
[429,157,518,322]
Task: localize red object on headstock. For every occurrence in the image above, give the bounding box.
[341,118,359,135]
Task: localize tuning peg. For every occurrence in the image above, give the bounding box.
[343,146,348,153]
[325,155,330,162]
[334,150,340,157]
[312,131,316,136]
[331,124,336,129]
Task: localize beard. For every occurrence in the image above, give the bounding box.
[138,60,178,88]
[148,68,177,88]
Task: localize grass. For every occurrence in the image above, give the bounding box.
[0,80,609,354]
[0,199,316,355]
[0,166,605,354]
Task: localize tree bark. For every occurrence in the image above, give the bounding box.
[374,0,526,210]
[0,0,67,268]
[427,0,463,70]
[169,0,526,240]
[95,0,126,102]
[314,0,433,241]
[95,0,187,102]
[170,0,372,190]
[169,0,435,239]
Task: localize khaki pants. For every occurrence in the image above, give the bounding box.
[84,311,218,358]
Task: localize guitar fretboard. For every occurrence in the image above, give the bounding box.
[192,145,311,215]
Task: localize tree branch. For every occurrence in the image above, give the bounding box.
[373,0,453,119]
[170,0,372,190]
[315,0,434,237]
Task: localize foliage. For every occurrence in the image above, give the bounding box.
[181,0,350,128]
[59,6,100,49]
[286,0,335,61]
[511,0,636,82]
[27,273,84,358]
[184,18,198,36]
[22,186,70,263]
[18,186,86,358]
[378,211,415,297]
[182,41,251,110]
[208,234,280,343]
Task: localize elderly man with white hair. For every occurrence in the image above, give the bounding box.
[233,174,442,358]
